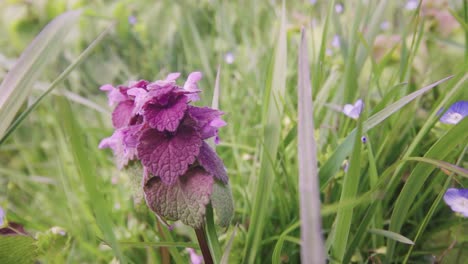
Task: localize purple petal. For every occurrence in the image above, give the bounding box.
[143,95,188,132]
[121,124,144,148]
[184,72,202,101]
[128,80,150,89]
[187,248,203,264]
[165,72,181,82]
[127,88,149,115]
[100,84,127,106]
[112,100,135,128]
[143,166,214,228]
[188,106,226,139]
[443,188,468,217]
[440,101,468,124]
[197,142,228,183]
[99,129,137,169]
[137,122,202,185]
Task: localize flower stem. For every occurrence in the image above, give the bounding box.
[195,204,222,264]
[195,227,214,264]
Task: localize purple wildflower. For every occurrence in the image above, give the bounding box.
[443,188,468,217]
[224,52,235,64]
[0,206,4,227]
[128,15,137,25]
[99,72,232,228]
[361,136,367,144]
[187,248,203,264]
[342,99,364,120]
[439,101,468,125]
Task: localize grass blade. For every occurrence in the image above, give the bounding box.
[297,27,325,264]
[0,23,114,145]
[243,3,287,263]
[58,98,125,262]
[0,10,81,139]
[368,229,414,245]
[387,117,468,261]
[319,75,454,189]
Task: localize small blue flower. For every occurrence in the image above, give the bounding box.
[439,101,468,125]
[342,99,364,120]
[361,136,367,144]
[443,188,468,217]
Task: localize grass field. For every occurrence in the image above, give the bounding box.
[1,0,467,263]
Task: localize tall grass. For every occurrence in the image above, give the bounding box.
[1,1,467,263]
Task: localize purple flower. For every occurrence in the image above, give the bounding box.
[128,15,137,25]
[186,248,203,264]
[342,99,364,120]
[439,101,468,125]
[443,188,468,217]
[99,72,232,228]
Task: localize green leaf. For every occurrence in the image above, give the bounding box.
[368,229,414,245]
[405,157,468,178]
[0,10,81,140]
[144,167,214,229]
[0,236,37,264]
[211,181,234,228]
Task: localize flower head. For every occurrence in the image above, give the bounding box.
[100,72,233,228]
[439,101,468,125]
[342,99,364,120]
[443,188,468,217]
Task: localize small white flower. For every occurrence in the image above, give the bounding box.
[405,0,419,11]
[335,3,344,14]
[342,99,364,120]
[224,52,235,64]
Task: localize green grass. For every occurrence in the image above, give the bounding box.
[1,0,467,263]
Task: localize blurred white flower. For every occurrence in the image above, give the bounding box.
[335,3,344,13]
[224,52,235,64]
[405,0,419,10]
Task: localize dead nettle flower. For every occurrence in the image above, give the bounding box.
[342,99,364,120]
[439,101,468,125]
[99,72,233,228]
[443,188,468,217]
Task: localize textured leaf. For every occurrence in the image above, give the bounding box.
[137,120,202,185]
[143,95,188,132]
[144,167,214,228]
[198,142,228,183]
[211,181,234,227]
[0,235,37,264]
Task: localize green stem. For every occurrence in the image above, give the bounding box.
[194,204,221,264]
[205,204,222,263]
